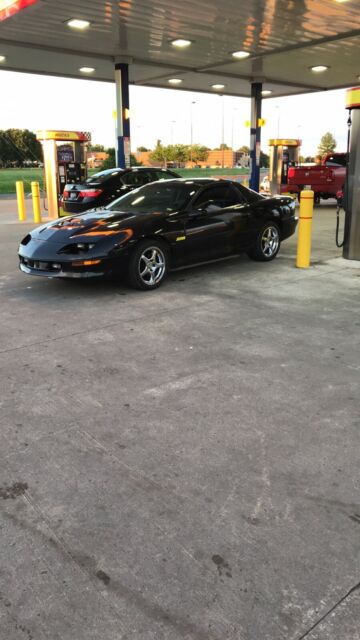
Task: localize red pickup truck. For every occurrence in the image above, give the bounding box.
[286,153,346,203]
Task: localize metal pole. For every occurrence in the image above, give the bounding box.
[190,102,195,164]
[221,96,225,169]
[249,82,262,191]
[115,63,130,168]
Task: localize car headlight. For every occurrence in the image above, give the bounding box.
[59,243,96,254]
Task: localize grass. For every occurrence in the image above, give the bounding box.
[0,166,251,195]
[0,168,45,194]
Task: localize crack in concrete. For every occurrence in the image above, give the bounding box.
[295,581,360,639]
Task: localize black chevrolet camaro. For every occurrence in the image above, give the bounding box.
[19,179,297,290]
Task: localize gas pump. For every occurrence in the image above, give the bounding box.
[36,130,91,218]
[342,87,360,261]
[268,139,301,195]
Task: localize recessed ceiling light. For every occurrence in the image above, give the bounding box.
[262,90,272,96]
[79,67,95,74]
[67,18,91,30]
[310,65,329,72]
[231,50,250,59]
[335,0,349,3]
[168,78,183,85]
[211,84,225,90]
[0,55,6,63]
[171,38,192,48]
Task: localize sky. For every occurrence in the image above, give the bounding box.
[0,70,349,157]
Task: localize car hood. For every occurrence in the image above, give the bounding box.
[31,209,166,243]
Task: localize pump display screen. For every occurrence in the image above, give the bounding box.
[57,145,74,163]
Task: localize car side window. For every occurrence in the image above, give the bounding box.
[153,170,176,181]
[193,185,241,211]
[121,172,149,187]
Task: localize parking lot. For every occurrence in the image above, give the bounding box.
[1,205,359,640]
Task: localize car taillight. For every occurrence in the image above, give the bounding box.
[63,190,69,199]
[79,189,103,198]
[288,167,295,178]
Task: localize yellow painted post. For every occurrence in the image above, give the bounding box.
[31,181,42,224]
[243,176,249,188]
[296,190,314,268]
[16,181,26,221]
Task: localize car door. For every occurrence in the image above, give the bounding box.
[183,183,245,263]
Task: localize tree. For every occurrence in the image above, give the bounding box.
[171,144,189,166]
[130,154,143,167]
[0,129,42,166]
[137,146,150,152]
[237,145,250,154]
[188,145,209,164]
[260,151,270,168]
[318,132,336,157]
[101,147,115,170]
[100,148,142,170]
[214,143,230,150]
[90,144,105,152]
[149,143,174,168]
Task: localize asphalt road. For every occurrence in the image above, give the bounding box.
[0,205,359,640]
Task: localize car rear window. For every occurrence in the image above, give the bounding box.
[85,169,123,185]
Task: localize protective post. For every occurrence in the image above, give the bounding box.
[16,181,26,221]
[296,190,314,268]
[31,181,42,224]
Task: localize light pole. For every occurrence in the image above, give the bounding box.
[220,95,225,169]
[190,101,196,164]
[231,107,239,167]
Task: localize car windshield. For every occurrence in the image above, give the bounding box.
[85,169,122,185]
[107,181,200,213]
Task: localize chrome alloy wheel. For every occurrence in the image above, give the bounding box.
[261,226,280,258]
[138,246,166,286]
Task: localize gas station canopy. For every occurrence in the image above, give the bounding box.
[0,0,359,98]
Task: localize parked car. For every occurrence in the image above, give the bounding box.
[287,153,346,203]
[19,178,297,290]
[62,167,180,213]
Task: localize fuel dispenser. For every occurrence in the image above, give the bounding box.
[36,130,91,218]
[268,139,301,195]
[342,87,360,261]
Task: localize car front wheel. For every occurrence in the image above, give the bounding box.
[247,223,281,261]
[128,239,169,290]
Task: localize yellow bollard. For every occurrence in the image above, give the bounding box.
[296,190,314,268]
[16,181,26,221]
[243,177,249,188]
[31,181,42,224]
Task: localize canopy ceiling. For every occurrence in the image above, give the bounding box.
[0,0,359,98]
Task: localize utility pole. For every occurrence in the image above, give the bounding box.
[190,101,196,164]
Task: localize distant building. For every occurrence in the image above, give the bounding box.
[134,149,250,169]
[87,152,109,169]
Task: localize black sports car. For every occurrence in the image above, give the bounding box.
[62,166,180,213]
[19,179,297,290]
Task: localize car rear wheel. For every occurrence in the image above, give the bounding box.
[247,223,280,261]
[128,239,169,290]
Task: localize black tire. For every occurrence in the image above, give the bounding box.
[247,222,281,262]
[127,239,169,290]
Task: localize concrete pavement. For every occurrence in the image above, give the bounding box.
[0,204,359,639]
